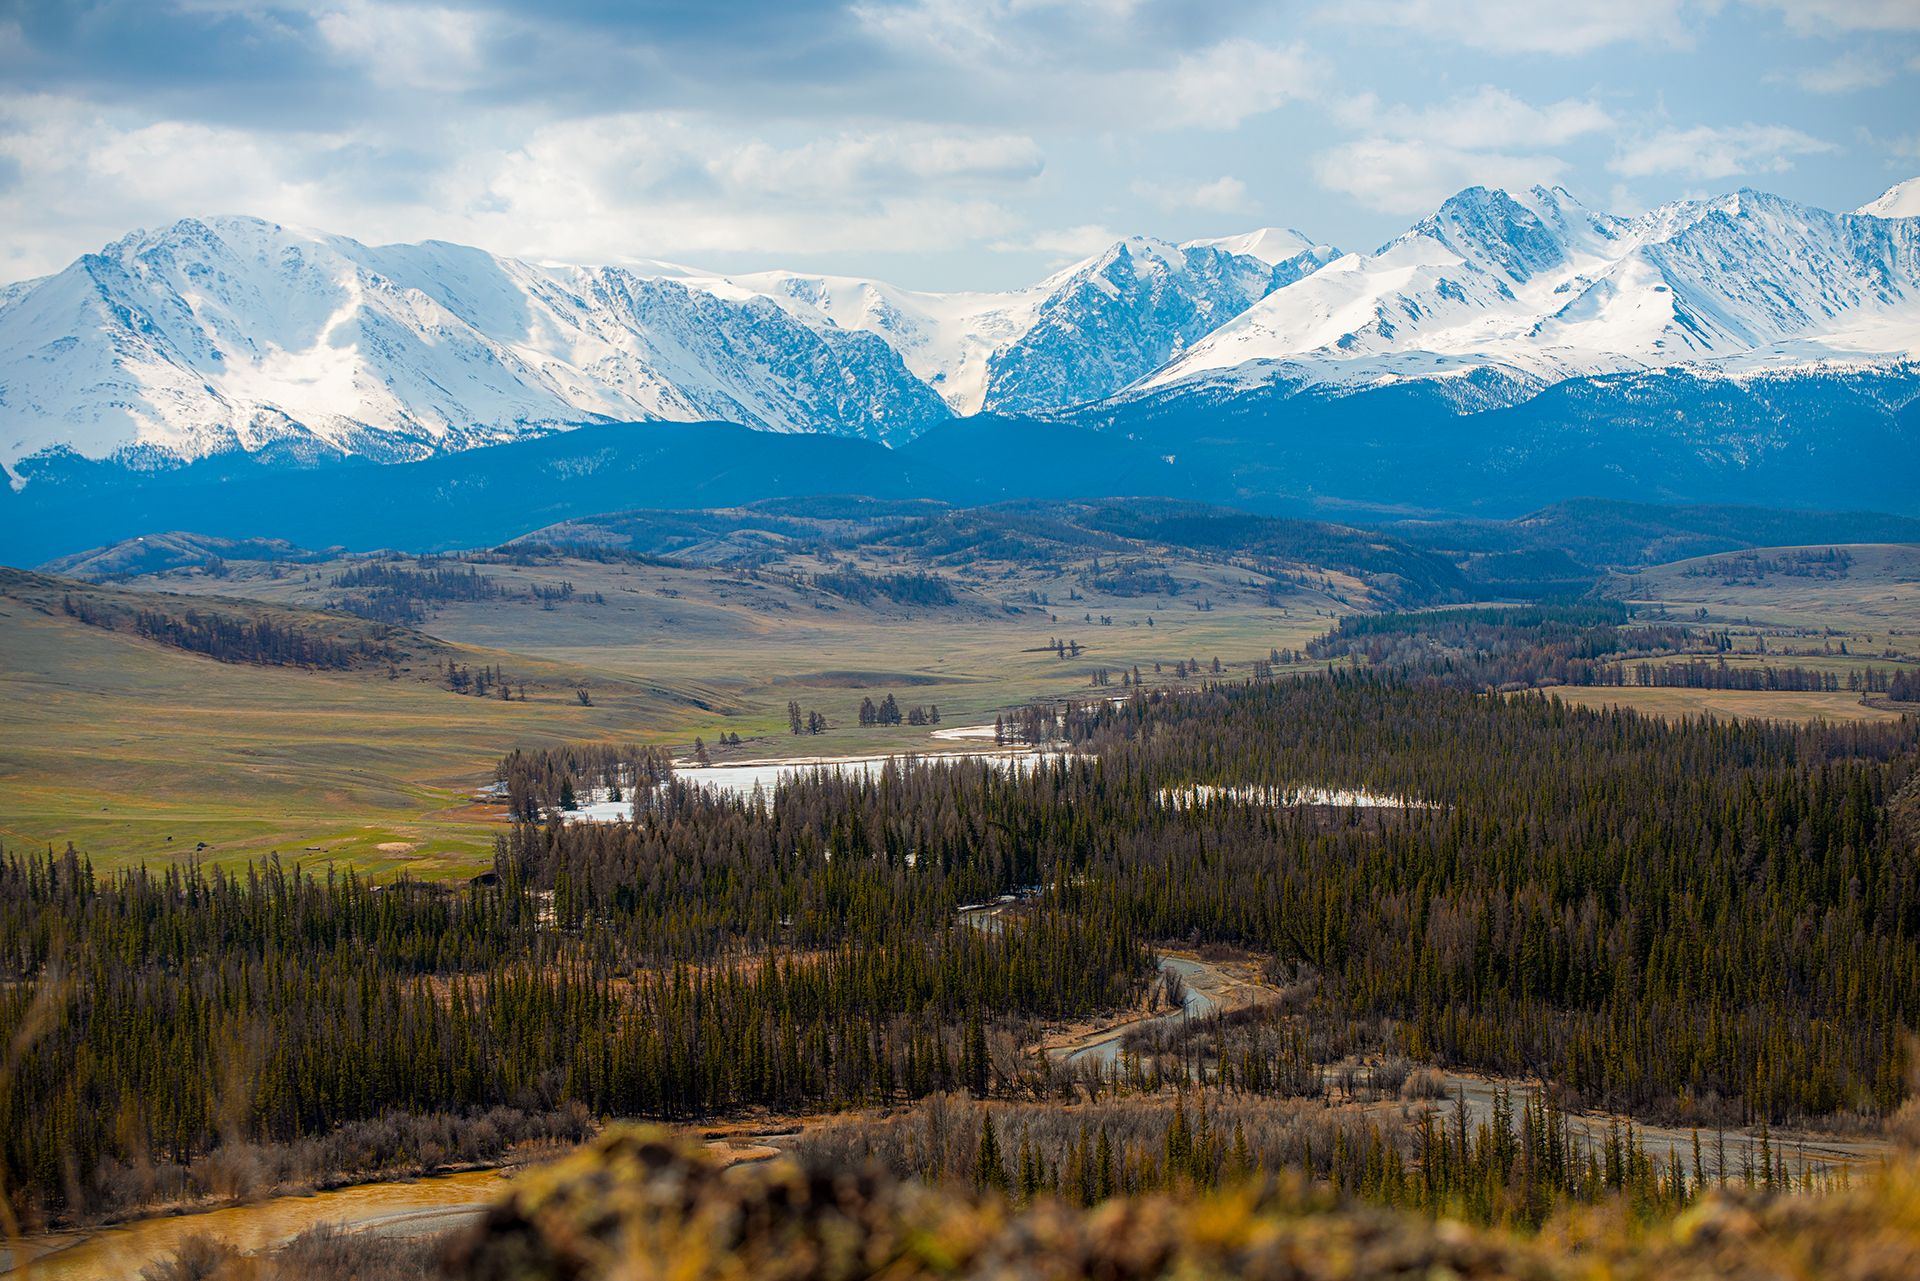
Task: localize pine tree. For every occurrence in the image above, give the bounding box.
[1094,1126,1116,1201]
[975,1112,1010,1194]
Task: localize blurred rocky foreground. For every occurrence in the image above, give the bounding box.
[145,1126,1920,1281]
[429,1126,1920,1281]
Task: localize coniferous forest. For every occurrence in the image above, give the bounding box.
[3,674,1917,1227]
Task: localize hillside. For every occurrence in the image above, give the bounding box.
[0,569,714,872]
[39,530,328,581]
[1605,541,1920,634]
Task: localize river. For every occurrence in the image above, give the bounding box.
[0,1169,510,1280]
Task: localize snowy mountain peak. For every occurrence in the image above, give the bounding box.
[1398,185,1598,286]
[0,217,952,474]
[5,181,1916,481]
[1859,177,1920,219]
[1182,226,1323,265]
[1139,182,1920,399]
[680,229,1340,418]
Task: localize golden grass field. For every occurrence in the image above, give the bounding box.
[1610,542,1920,650]
[0,550,1339,877]
[1541,684,1910,724]
[5,536,1915,877]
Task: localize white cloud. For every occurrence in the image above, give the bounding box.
[1325,0,1692,54]
[1132,175,1251,213]
[311,1,489,93]
[0,96,343,279]
[1792,51,1898,94]
[988,223,1122,260]
[706,132,1044,199]
[1340,86,1614,150]
[470,117,1038,262]
[0,97,1041,280]
[1610,123,1835,180]
[1313,137,1568,214]
[1310,87,1609,214]
[851,0,1017,66]
[1160,39,1325,129]
[1743,0,1920,32]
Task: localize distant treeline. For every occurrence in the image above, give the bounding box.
[1086,559,1181,599]
[1597,659,1916,694]
[1682,548,1854,582]
[61,592,403,669]
[495,541,686,568]
[812,566,957,607]
[494,742,675,820]
[1069,504,1468,606]
[326,563,502,623]
[326,561,602,622]
[858,693,941,726]
[1306,602,1697,689]
[1305,601,1920,700]
[797,1086,1795,1229]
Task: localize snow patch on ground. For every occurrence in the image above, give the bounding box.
[1160,783,1435,811]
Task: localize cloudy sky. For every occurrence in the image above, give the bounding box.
[2,0,1917,289]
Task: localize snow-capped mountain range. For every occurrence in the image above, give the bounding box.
[1,179,1916,483]
[1136,182,1920,402]
[686,227,1333,415]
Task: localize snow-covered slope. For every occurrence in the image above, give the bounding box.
[1141,184,1920,398]
[1181,227,1320,265]
[0,217,951,477]
[686,232,1335,414]
[1859,178,1920,219]
[5,179,1918,482]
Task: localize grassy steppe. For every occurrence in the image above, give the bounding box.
[0,556,1333,876]
[0,593,706,876]
[9,536,1916,875]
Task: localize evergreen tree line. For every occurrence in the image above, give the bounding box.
[0,802,1144,1219]
[61,593,402,669]
[1306,601,1700,690]
[1682,548,1855,582]
[3,675,1915,1221]
[858,694,940,726]
[1599,658,1884,693]
[1301,602,1918,699]
[1038,675,1920,1124]
[796,1087,1831,1231]
[326,563,605,622]
[812,567,957,607]
[493,744,675,821]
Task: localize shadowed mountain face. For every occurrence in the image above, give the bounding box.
[6,407,1920,569]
